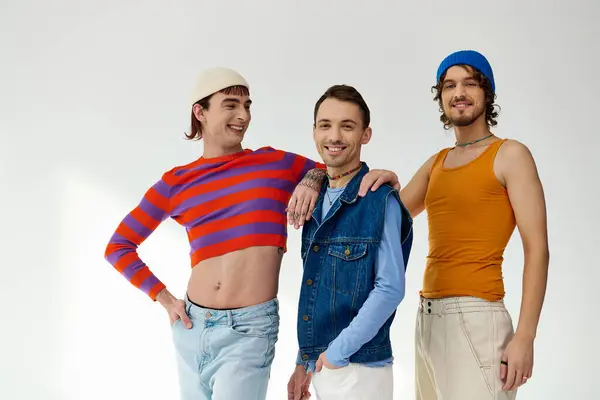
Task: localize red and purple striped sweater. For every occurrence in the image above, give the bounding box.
[104,147,324,300]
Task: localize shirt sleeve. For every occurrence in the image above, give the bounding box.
[288,152,327,184]
[103,172,173,300]
[324,193,407,366]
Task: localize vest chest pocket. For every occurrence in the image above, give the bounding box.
[326,243,369,295]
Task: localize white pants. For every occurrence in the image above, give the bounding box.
[311,363,393,400]
[415,296,517,400]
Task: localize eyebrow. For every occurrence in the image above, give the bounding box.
[443,77,476,84]
[222,97,252,106]
[317,118,357,124]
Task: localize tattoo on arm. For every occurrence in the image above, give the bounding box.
[299,168,326,191]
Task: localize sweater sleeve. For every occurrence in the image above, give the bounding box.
[288,152,327,184]
[103,172,174,300]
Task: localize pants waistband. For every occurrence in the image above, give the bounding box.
[419,296,506,315]
[184,295,279,321]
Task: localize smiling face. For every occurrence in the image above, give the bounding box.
[192,87,252,148]
[313,97,371,171]
[440,65,486,128]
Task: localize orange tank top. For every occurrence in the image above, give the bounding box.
[421,139,516,301]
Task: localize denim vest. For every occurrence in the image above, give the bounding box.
[296,163,413,364]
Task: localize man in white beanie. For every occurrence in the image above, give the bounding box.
[104,66,400,400]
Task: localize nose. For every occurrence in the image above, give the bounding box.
[236,107,249,122]
[454,82,467,98]
[329,126,343,142]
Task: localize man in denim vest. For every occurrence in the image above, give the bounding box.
[287,84,414,400]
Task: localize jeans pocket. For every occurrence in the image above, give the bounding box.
[229,314,275,339]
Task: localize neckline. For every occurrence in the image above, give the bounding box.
[199,149,252,164]
[439,139,502,172]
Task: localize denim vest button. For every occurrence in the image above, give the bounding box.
[306,279,313,285]
[302,354,308,360]
[303,315,309,321]
[313,245,320,252]
[205,312,212,318]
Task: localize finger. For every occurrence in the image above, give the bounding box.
[393,182,401,191]
[179,309,192,329]
[503,363,516,391]
[513,370,524,390]
[304,371,313,387]
[370,177,385,192]
[298,198,311,224]
[294,377,303,400]
[287,199,297,225]
[510,370,523,390]
[287,374,297,400]
[499,359,508,381]
[358,175,376,197]
[305,196,316,222]
[315,359,323,372]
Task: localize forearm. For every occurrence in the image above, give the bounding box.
[515,246,549,339]
[156,288,177,309]
[326,287,404,366]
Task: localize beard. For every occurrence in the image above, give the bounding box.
[446,104,485,127]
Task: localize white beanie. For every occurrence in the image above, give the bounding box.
[190,67,249,106]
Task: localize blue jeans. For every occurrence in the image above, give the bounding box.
[171,297,280,400]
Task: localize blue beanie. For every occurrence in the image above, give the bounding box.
[436,50,495,93]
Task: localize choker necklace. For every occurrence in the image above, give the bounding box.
[327,164,362,181]
[455,133,494,147]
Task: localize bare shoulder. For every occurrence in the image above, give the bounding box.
[496,139,540,182]
[498,138,535,159]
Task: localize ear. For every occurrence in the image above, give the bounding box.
[193,104,206,123]
[360,127,372,145]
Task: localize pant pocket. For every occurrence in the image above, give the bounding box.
[457,308,495,395]
[229,314,276,339]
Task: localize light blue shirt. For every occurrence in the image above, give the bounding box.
[297,186,406,372]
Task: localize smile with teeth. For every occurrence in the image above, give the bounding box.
[453,102,472,110]
[228,125,244,132]
[325,146,346,154]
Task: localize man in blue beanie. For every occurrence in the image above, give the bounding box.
[400,50,549,399]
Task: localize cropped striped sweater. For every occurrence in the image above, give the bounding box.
[104,147,323,300]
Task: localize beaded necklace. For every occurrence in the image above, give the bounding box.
[327,164,362,180]
[455,133,494,147]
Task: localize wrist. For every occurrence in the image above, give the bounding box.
[300,169,326,191]
[156,288,175,309]
[325,346,347,367]
[514,329,536,341]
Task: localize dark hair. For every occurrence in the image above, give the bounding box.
[313,84,371,128]
[431,65,500,130]
[186,85,249,140]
